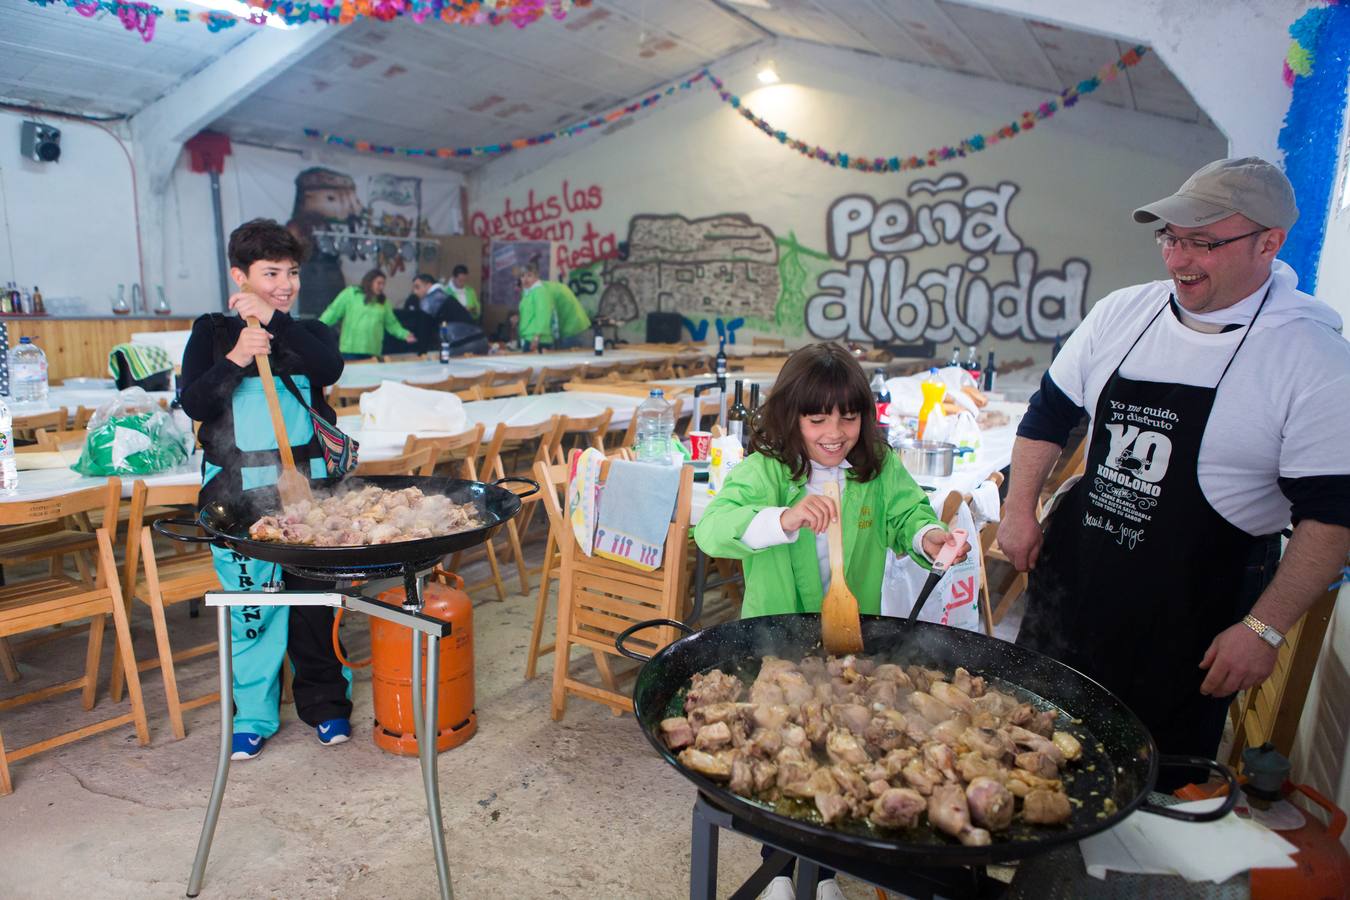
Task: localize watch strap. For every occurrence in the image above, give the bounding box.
[1243,614,1285,647]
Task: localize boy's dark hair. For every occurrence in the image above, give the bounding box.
[524,260,541,277]
[228,218,308,271]
[748,342,886,483]
[413,272,438,286]
[359,268,387,304]
[452,264,469,278]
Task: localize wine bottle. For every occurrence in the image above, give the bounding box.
[983,351,997,391]
[727,379,748,449]
[439,323,451,364]
[948,345,961,367]
[715,333,728,383]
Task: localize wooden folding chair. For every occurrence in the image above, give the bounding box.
[470,418,559,597]
[72,406,96,430]
[546,410,613,465]
[354,446,437,477]
[11,409,68,444]
[465,378,528,401]
[539,457,694,718]
[0,479,150,793]
[1041,429,1088,507]
[417,374,481,395]
[328,384,379,410]
[532,365,581,395]
[1226,579,1335,767]
[109,481,219,740]
[488,367,531,385]
[402,424,485,478]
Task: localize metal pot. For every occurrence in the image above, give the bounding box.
[897,439,956,478]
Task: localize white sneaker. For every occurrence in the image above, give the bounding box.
[759,875,795,900]
[816,878,845,900]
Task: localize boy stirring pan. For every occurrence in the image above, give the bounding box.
[179,219,354,759]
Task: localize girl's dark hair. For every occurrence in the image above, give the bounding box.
[748,342,887,482]
[359,269,387,304]
[228,218,308,271]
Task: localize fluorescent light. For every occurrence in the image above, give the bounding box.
[181,0,296,29]
[728,0,773,8]
[757,63,780,85]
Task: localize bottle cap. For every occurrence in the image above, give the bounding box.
[649,388,664,397]
[19,337,31,344]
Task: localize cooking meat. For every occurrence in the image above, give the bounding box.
[870,787,927,829]
[247,485,481,547]
[966,777,1015,831]
[685,672,744,712]
[928,783,991,847]
[664,660,1085,846]
[1022,789,1073,825]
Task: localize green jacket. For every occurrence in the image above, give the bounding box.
[318,285,410,356]
[457,285,480,320]
[549,281,591,338]
[518,282,556,346]
[694,450,940,618]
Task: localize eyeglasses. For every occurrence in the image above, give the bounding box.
[1155,228,1266,255]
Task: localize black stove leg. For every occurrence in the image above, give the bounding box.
[690,799,720,900]
[795,859,820,900]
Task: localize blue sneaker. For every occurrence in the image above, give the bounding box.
[231,732,265,760]
[316,718,351,746]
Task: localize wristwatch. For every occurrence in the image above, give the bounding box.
[1242,614,1286,648]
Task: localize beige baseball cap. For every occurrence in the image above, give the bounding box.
[1133,157,1299,231]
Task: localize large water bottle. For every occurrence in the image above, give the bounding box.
[0,397,16,495]
[635,388,675,465]
[8,337,49,405]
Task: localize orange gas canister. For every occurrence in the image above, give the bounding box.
[334,571,477,756]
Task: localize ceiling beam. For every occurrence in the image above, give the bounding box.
[130,25,342,192]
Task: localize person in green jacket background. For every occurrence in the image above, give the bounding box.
[695,342,969,619]
[318,268,417,360]
[518,260,591,351]
[447,264,480,320]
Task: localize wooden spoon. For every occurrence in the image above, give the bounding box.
[820,479,864,655]
[246,315,312,508]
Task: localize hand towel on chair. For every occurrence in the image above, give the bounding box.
[359,380,467,433]
[594,460,681,571]
[567,448,604,557]
[108,343,173,381]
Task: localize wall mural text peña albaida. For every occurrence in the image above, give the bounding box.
[807,174,1091,344]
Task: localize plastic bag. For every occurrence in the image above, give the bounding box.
[881,502,982,631]
[73,387,190,476]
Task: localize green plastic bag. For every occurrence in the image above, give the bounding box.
[73,389,190,476]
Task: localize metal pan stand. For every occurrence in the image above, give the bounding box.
[185,569,456,900]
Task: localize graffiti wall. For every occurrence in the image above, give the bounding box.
[466,41,1222,351]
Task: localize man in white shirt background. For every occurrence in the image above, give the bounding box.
[998,158,1350,783]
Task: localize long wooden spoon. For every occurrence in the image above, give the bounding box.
[246,315,312,508]
[820,479,864,655]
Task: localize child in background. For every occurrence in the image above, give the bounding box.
[694,341,968,900]
[179,218,354,760]
[319,267,417,360]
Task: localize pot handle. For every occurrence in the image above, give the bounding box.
[152,517,217,545]
[615,618,695,662]
[1138,755,1240,822]
[494,476,540,499]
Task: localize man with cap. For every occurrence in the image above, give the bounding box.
[998,158,1350,772]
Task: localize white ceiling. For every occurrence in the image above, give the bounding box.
[0,0,1213,171]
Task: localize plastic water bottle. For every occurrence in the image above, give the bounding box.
[0,397,16,495]
[635,388,675,465]
[8,337,49,405]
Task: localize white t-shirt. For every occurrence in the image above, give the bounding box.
[1048,260,1350,536]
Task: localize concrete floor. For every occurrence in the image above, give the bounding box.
[0,536,1027,900]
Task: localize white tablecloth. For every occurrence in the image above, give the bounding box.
[334,349,677,389]
[6,385,175,420]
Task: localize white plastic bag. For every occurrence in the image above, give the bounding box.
[359,380,467,433]
[881,502,982,632]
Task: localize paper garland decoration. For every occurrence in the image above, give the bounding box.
[705,46,1149,173]
[1277,0,1348,294]
[304,70,707,158]
[24,0,591,42]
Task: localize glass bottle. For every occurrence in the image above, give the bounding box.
[153,285,172,316]
[112,284,131,315]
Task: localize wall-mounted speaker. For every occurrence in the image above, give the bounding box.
[21,121,61,163]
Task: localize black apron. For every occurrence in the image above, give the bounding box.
[1018,289,1280,765]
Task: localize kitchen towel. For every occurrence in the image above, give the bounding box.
[1079,797,1297,883]
[567,447,604,557]
[594,460,681,571]
[359,380,467,433]
[108,343,173,381]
